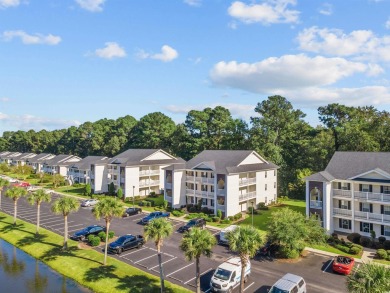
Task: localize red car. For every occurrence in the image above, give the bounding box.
[332,255,355,275]
[12,182,31,188]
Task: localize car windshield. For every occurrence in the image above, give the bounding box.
[269,287,289,293]
[116,236,127,244]
[127,208,134,212]
[214,268,231,281]
[187,220,196,226]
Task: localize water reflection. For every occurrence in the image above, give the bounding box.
[0,239,89,293]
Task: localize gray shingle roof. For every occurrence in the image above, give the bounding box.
[16,153,36,160]
[43,155,81,166]
[325,151,390,180]
[186,150,278,174]
[108,149,182,166]
[1,152,22,159]
[305,171,335,182]
[26,153,54,163]
[69,156,110,170]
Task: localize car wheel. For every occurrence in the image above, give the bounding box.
[137,243,142,249]
[117,248,123,255]
[228,287,233,293]
[80,235,85,242]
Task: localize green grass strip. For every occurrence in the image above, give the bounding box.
[0,212,192,293]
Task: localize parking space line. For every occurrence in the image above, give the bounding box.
[15,210,36,216]
[149,257,177,270]
[323,259,333,273]
[24,214,58,220]
[166,262,194,277]
[134,254,155,264]
[119,247,147,257]
[132,216,144,222]
[244,281,255,291]
[46,221,73,227]
[40,218,64,225]
[146,247,175,258]
[66,223,84,229]
[184,267,212,285]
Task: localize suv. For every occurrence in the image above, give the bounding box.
[71,225,105,241]
[178,218,206,233]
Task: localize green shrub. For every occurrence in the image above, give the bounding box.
[228,216,234,221]
[98,231,106,242]
[360,236,372,248]
[331,232,338,239]
[377,249,388,259]
[189,206,197,213]
[220,219,231,224]
[171,210,183,217]
[378,236,386,244]
[90,236,101,247]
[233,213,242,220]
[347,233,361,244]
[163,200,168,209]
[280,247,300,259]
[205,217,213,223]
[349,246,361,255]
[334,244,350,254]
[383,240,390,250]
[212,216,220,222]
[108,231,114,239]
[216,209,222,219]
[87,234,95,243]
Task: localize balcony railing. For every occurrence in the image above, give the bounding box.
[355,211,390,224]
[197,177,214,184]
[186,176,194,181]
[239,191,256,202]
[139,180,160,187]
[310,200,323,209]
[333,189,352,198]
[217,189,225,196]
[139,170,160,176]
[216,204,225,211]
[354,192,390,203]
[195,190,214,198]
[165,182,172,189]
[333,208,352,217]
[239,178,256,186]
[186,190,195,197]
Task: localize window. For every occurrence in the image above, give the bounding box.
[113,175,117,180]
[274,182,276,188]
[291,286,298,293]
[211,186,215,192]
[210,199,214,207]
[383,186,390,194]
[265,171,267,178]
[202,198,207,205]
[339,219,351,230]
[384,226,390,237]
[362,184,370,192]
[360,222,372,233]
[383,205,390,215]
[340,200,349,210]
[201,185,207,191]
[361,203,370,212]
[265,197,267,204]
[274,170,276,176]
[265,184,267,191]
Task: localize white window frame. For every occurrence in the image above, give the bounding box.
[362,184,370,192]
[384,226,390,236]
[362,222,370,233]
[383,186,390,195]
[265,171,267,178]
[210,199,214,207]
[362,203,370,212]
[340,219,351,230]
[340,200,349,210]
[384,205,390,215]
[265,184,267,191]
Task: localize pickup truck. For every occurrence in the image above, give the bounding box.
[108,234,144,254]
[140,211,170,224]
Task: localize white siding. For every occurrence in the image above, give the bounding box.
[226,174,239,217]
[124,167,139,197]
[143,151,173,161]
[94,165,107,193]
[238,153,264,165]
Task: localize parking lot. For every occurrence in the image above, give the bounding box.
[0,193,349,292]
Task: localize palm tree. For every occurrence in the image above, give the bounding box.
[226,225,264,293]
[347,263,390,293]
[0,178,10,210]
[144,217,173,293]
[5,186,28,226]
[51,196,79,250]
[180,228,216,293]
[27,189,51,235]
[92,197,123,265]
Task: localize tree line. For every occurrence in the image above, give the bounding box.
[1,95,389,199]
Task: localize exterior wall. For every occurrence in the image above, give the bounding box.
[256,169,277,205]
[143,152,173,160]
[238,153,264,165]
[93,165,107,193]
[172,170,185,208]
[225,174,239,217]
[124,167,139,197]
[58,166,68,177]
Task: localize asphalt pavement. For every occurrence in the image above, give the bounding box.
[0,193,349,293]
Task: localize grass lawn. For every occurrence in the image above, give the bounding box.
[239,200,306,232]
[0,212,191,293]
[373,259,390,265]
[310,244,362,259]
[55,186,89,198]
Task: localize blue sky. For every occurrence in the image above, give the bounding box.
[1,0,390,134]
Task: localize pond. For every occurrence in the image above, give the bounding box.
[0,239,90,293]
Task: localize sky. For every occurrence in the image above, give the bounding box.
[1,0,390,135]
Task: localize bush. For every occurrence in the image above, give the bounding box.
[335,244,350,254]
[233,213,242,220]
[90,236,101,247]
[201,207,213,214]
[98,231,106,242]
[360,236,372,248]
[205,217,213,223]
[228,216,234,221]
[377,249,388,259]
[189,206,197,213]
[149,191,157,198]
[163,200,168,209]
[378,236,386,244]
[87,234,95,243]
[108,231,114,239]
[349,246,361,255]
[220,219,232,224]
[257,202,268,210]
[212,216,220,222]
[347,233,361,244]
[383,240,390,250]
[216,209,222,219]
[280,247,300,259]
[172,210,184,217]
[331,232,338,239]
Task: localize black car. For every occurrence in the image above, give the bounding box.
[178,218,206,233]
[70,225,105,241]
[107,234,144,254]
[122,207,142,217]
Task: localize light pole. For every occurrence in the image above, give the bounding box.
[132,186,135,209]
[251,201,254,227]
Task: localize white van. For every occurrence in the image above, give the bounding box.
[218,225,238,245]
[269,273,306,293]
[210,257,251,292]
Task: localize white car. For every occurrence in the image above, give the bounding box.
[81,199,99,207]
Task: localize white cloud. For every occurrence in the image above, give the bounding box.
[0,112,81,131]
[0,0,20,8]
[228,0,299,25]
[297,26,390,61]
[75,0,105,12]
[318,3,332,15]
[2,30,61,45]
[0,97,10,102]
[184,0,201,7]
[210,54,378,93]
[94,42,126,59]
[137,45,178,62]
[386,18,390,29]
[165,103,254,120]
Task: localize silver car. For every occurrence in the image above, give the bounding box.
[81,199,99,207]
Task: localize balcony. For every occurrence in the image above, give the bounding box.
[354,192,390,203]
[310,200,323,209]
[186,189,195,196]
[195,191,214,198]
[333,189,352,198]
[165,182,172,189]
[217,189,225,196]
[333,208,352,217]
[139,170,160,176]
[197,177,214,184]
[216,204,225,211]
[139,180,160,187]
[239,178,256,186]
[165,194,172,202]
[355,211,390,224]
[239,191,256,202]
[186,176,195,181]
